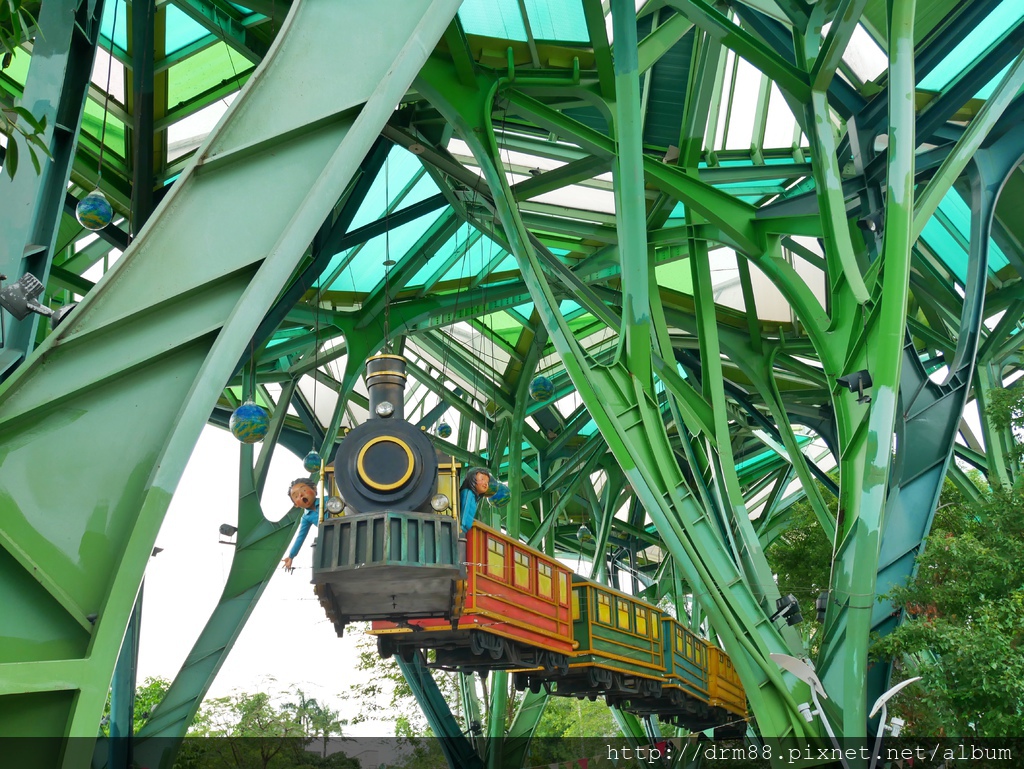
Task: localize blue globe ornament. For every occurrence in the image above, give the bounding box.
[436,422,452,439]
[229,400,269,444]
[529,375,554,402]
[303,450,323,473]
[76,189,113,231]
[489,483,511,507]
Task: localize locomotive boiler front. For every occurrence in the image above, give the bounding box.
[332,354,438,514]
[313,354,462,634]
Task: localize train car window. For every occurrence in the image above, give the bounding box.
[558,572,569,605]
[487,537,505,578]
[514,551,531,589]
[616,599,630,630]
[572,588,580,620]
[597,592,611,624]
[675,628,684,654]
[635,606,647,636]
[652,618,659,640]
[538,562,553,598]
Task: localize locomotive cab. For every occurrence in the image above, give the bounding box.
[312,355,465,635]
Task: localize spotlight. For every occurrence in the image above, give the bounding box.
[219,523,238,545]
[889,718,905,738]
[836,369,873,404]
[151,547,164,557]
[816,591,830,623]
[770,594,803,626]
[0,273,54,320]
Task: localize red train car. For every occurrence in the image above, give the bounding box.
[370,522,575,675]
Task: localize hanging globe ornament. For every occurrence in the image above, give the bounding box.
[303,450,323,474]
[76,189,113,231]
[489,483,511,507]
[436,422,452,439]
[229,400,269,444]
[529,375,554,402]
[576,524,594,543]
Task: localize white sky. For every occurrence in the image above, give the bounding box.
[138,426,389,735]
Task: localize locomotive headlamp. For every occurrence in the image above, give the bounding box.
[375,400,395,418]
[430,493,450,512]
[326,496,344,514]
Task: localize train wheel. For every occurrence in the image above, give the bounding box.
[529,679,542,694]
[377,637,396,660]
[470,633,486,657]
[488,639,504,660]
[400,646,415,663]
[514,673,529,692]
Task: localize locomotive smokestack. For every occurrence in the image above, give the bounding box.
[365,354,408,420]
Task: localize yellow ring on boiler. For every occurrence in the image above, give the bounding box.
[357,436,414,490]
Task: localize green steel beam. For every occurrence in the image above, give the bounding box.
[396,656,483,769]
[0,3,460,761]
[416,54,812,742]
[0,0,107,379]
[611,0,653,392]
[818,0,918,739]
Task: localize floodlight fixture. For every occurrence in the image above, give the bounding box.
[0,273,54,321]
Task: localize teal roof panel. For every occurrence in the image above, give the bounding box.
[918,0,1024,92]
[523,0,589,42]
[458,0,528,41]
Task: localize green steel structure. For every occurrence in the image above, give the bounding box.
[1,0,1023,766]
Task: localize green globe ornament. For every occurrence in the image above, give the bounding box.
[576,524,594,543]
[229,400,269,444]
[489,483,511,507]
[485,475,499,497]
[436,422,452,439]
[529,375,554,402]
[303,450,323,473]
[76,189,113,231]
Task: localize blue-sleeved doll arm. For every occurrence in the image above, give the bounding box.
[288,504,319,559]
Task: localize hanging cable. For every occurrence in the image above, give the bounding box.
[95,0,119,186]
[382,151,393,352]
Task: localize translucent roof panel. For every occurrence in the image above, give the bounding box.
[458,0,528,41]
[920,189,1011,283]
[918,0,1024,92]
[841,24,888,83]
[101,0,128,51]
[164,5,213,56]
[348,147,427,231]
[168,43,251,107]
[324,208,450,292]
[523,0,589,42]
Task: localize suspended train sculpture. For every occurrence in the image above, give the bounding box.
[311,355,747,736]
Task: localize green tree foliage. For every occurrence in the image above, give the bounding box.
[344,625,463,736]
[1,0,51,179]
[533,694,618,738]
[100,676,171,737]
[985,386,1024,467]
[872,483,1024,737]
[171,682,353,769]
[764,498,834,602]
[763,494,835,655]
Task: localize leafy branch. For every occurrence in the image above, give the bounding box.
[1,0,52,179]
